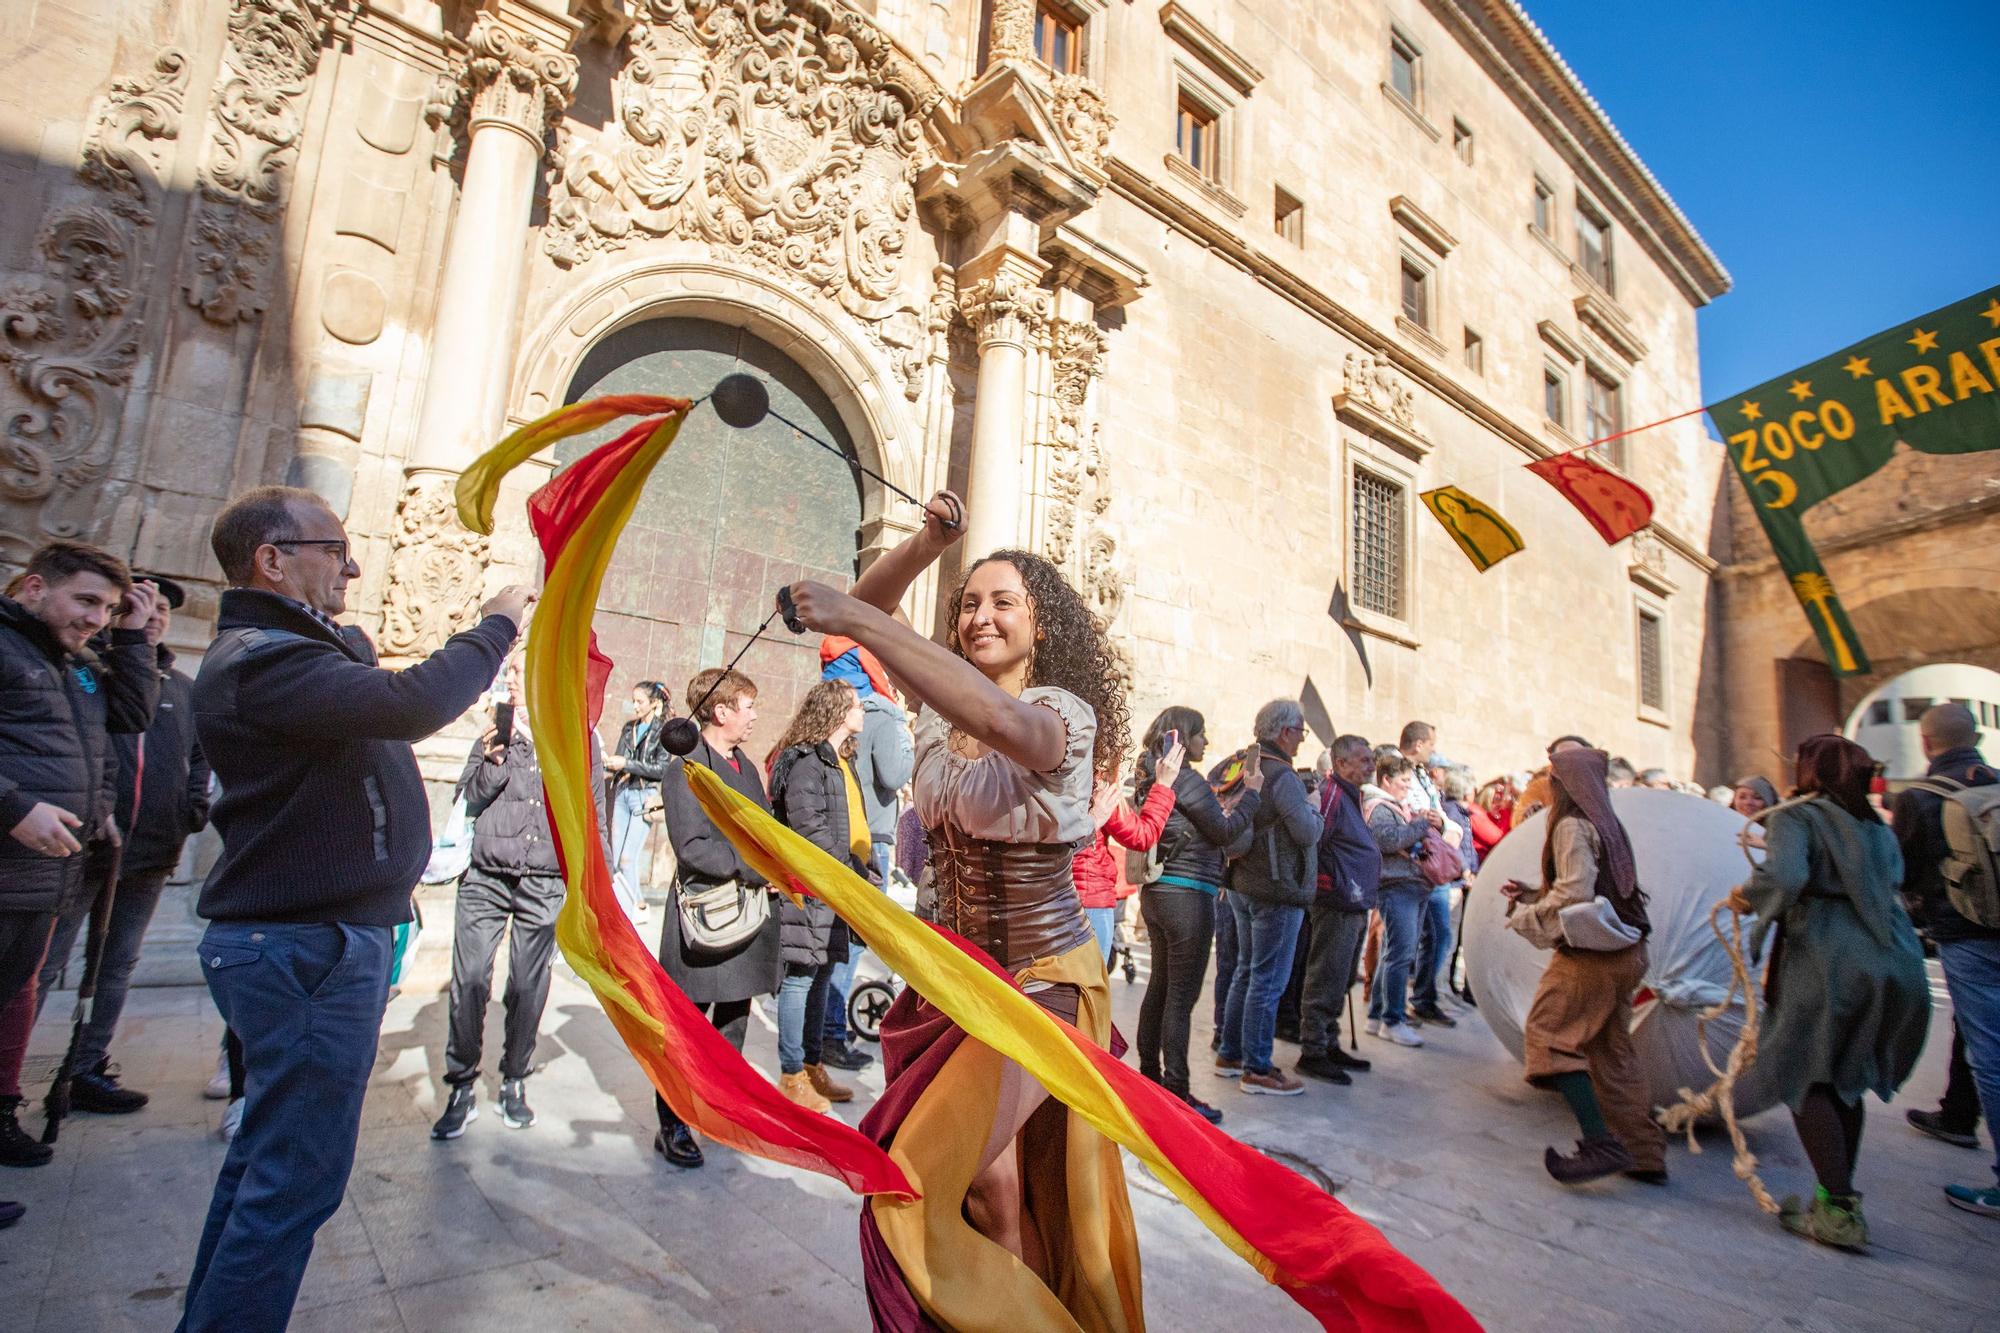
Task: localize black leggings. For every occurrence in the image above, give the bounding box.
[1792,1083,1864,1197]
[1136,886,1216,1096]
[657,998,752,1131]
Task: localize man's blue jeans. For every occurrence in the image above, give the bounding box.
[1411,883,1457,1011]
[823,840,894,1045]
[1938,937,2000,1185]
[609,786,651,920]
[1218,895,1305,1075]
[1368,885,1427,1027]
[1086,906,1118,962]
[179,921,392,1333]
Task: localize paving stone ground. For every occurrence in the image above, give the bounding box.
[2,900,1993,1331]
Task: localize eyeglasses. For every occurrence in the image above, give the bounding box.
[271,538,351,565]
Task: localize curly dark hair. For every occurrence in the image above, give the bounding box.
[945,549,1130,776]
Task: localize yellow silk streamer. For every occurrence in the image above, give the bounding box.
[685,765,1281,1284]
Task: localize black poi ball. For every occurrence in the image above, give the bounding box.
[660,716,702,756]
[711,374,770,429]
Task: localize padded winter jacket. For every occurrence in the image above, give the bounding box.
[769,740,869,966]
[1148,762,1261,889]
[118,647,211,877]
[0,597,158,911]
[456,723,606,879]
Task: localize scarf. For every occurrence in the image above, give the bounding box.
[1545,747,1642,910]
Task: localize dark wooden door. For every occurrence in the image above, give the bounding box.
[562,318,864,764]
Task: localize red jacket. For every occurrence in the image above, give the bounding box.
[1074,783,1176,909]
[1469,804,1509,860]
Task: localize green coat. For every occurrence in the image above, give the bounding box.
[1744,797,1930,1111]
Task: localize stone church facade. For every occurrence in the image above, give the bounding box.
[3,0,1748,788]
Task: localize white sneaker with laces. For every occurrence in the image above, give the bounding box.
[1364,1019,1382,1038]
[1384,1022,1425,1048]
[204,1047,230,1100]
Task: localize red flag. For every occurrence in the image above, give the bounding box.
[1528,451,1654,545]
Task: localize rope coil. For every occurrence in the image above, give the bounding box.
[1654,794,1813,1215]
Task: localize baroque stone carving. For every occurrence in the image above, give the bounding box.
[1341,351,1419,432]
[544,0,942,328]
[183,0,342,324]
[1051,75,1113,173]
[1,47,189,554]
[451,11,580,144]
[379,477,492,659]
[988,0,1036,63]
[1041,318,1103,566]
[960,271,1050,347]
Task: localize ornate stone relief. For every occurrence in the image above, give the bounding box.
[1341,351,1418,431]
[0,49,189,556]
[988,0,1036,62]
[543,1,943,395]
[428,11,581,151]
[1050,74,1113,174]
[183,0,343,324]
[1041,317,1103,566]
[379,476,492,660]
[960,270,1050,347]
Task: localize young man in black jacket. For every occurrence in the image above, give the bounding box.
[432,657,605,1139]
[0,542,158,1222]
[179,486,527,1332]
[32,574,210,1114]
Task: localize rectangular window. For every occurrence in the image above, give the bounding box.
[1585,367,1622,444]
[1452,119,1474,165]
[1389,31,1420,107]
[1532,177,1554,237]
[1274,186,1304,246]
[1577,196,1614,291]
[1637,609,1665,713]
[1543,365,1568,429]
[1903,697,1933,722]
[1033,3,1083,75]
[1866,700,1892,726]
[1399,257,1430,329]
[1462,328,1483,374]
[1352,468,1406,619]
[1175,95,1219,182]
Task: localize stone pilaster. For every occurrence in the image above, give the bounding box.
[383,8,578,660]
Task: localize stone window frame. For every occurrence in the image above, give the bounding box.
[1274,184,1305,247]
[1452,117,1475,166]
[1390,197,1454,357]
[1462,326,1484,376]
[1160,2,1259,215]
[1583,359,1627,470]
[1033,1,1087,75]
[1575,190,1617,295]
[1387,25,1424,115]
[1542,359,1570,434]
[1341,435,1422,648]
[1633,591,1671,726]
[1531,174,1556,240]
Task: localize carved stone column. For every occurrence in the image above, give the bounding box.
[958,259,1048,559]
[384,10,577,658]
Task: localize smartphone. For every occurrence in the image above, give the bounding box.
[1158,727,1180,758]
[494,702,515,746]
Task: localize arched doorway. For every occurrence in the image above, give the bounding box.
[563,317,869,760]
[1846,663,2000,781]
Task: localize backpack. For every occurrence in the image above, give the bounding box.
[1909,777,2000,928]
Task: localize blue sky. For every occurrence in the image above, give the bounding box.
[1521,0,1999,406]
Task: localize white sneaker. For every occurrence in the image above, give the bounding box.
[218,1098,245,1142]
[1384,1022,1425,1048]
[1364,1019,1382,1038]
[204,1047,230,1100]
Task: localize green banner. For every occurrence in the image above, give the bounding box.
[1707,284,2000,675]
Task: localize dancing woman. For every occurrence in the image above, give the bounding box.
[784,492,1141,1332]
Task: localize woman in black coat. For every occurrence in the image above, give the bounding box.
[766,681,874,1111]
[1130,706,1263,1124]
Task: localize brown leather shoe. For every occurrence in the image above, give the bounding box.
[1545,1135,1636,1185]
[779,1070,831,1112]
[805,1063,854,1103]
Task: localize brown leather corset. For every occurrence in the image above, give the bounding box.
[926,824,1092,971]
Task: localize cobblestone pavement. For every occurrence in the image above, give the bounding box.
[1,906,1993,1331]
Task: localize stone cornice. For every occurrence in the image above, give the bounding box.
[1432,0,1730,306]
[1158,2,1263,95]
[1104,153,1720,565]
[1390,194,1458,256]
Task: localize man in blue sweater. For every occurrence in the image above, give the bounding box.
[178,486,528,1333]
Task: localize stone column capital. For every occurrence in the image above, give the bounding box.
[458,10,580,148]
[958,253,1050,352]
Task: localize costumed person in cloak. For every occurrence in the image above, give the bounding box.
[1726,735,1929,1251]
[1500,746,1667,1186]
[782,488,1144,1331]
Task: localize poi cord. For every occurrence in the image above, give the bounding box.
[1655,795,1814,1215]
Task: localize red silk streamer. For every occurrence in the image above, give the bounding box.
[462,398,914,1199]
[1527,451,1655,544]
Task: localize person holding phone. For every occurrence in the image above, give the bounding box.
[1074,736,1181,963]
[1132,707,1261,1124]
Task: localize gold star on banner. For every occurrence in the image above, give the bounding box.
[1983,298,2000,328]
[1908,327,1939,354]
[1787,379,1813,401]
[1740,399,1763,421]
[1843,356,1871,379]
